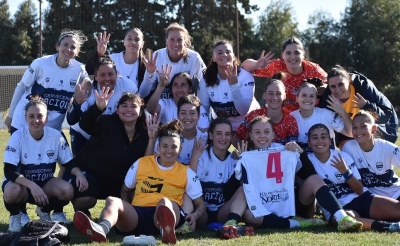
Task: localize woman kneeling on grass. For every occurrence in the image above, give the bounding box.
[3,96,87,232]
[307,123,400,232]
[73,119,206,244]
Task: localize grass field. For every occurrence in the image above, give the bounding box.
[1,129,400,245]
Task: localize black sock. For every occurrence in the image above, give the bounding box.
[19,203,27,214]
[261,214,290,229]
[41,198,68,213]
[227,212,242,224]
[315,185,342,214]
[4,199,21,216]
[371,220,391,232]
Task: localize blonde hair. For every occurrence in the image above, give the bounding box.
[165,23,192,63]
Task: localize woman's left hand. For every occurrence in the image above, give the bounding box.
[94,86,114,110]
[75,173,88,192]
[330,153,348,173]
[226,65,238,85]
[185,213,197,231]
[352,93,367,108]
[285,141,303,153]
[147,113,161,141]
[326,94,346,116]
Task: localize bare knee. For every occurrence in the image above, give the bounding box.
[3,182,26,203]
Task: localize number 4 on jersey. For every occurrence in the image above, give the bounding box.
[266,152,283,183]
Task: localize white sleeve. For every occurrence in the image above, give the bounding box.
[124,160,140,189]
[326,109,345,133]
[230,71,255,115]
[387,142,400,168]
[4,132,22,165]
[197,78,210,114]
[235,157,243,180]
[122,77,138,93]
[7,82,27,118]
[185,168,203,200]
[197,106,209,129]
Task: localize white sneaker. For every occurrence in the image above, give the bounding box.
[8,214,22,232]
[123,235,156,245]
[51,212,72,224]
[36,207,51,221]
[20,212,30,226]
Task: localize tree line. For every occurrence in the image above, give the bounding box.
[1,0,399,112]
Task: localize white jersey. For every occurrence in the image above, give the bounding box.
[198,69,260,130]
[235,149,299,218]
[154,129,208,165]
[290,107,344,152]
[124,156,203,200]
[70,76,138,139]
[4,126,72,183]
[342,139,400,199]
[196,147,237,211]
[11,54,89,131]
[308,149,367,206]
[139,48,206,99]
[109,52,139,84]
[158,98,209,129]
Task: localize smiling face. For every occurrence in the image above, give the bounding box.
[96,63,118,90]
[172,76,192,104]
[212,43,234,67]
[281,43,304,69]
[263,83,285,110]
[249,120,274,149]
[296,86,317,111]
[328,75,351,101]
[178,103,199,131]
[166,29,185,59]
[308,126,331,155]
[56,36,79,62]
[124,29,144,54]
[157,136,182,166]
[25,104,47,138]
[116,99,141,124]
[352,115,377,146]
[209,123,232,151]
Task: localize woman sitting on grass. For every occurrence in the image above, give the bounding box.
[73,119,206,244]
[307,123,400,232]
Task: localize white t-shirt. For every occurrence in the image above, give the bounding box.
[158,98,209,129]
[124,156,203,200]
[70,76,138,139]
[154,129,208,165]
[290,107,345,152]
[196,147,237,211]
[198,69,260,131]
[4,126,72,183]
[308,149,367,207]
[11,54,89,131]
[109,52,139,85]
[235,149,299,218]
[139,48,206,99]
[342,139,400,199]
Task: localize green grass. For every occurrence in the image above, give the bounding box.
[1,129,400,245]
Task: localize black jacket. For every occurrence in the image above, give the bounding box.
[319,71,398,143]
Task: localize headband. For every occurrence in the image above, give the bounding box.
[58,32,75,43]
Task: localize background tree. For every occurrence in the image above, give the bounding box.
[0,0,13,65]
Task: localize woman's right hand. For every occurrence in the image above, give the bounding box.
[191,137,208,159]
[30,184,49,207]
[157,64,173,87]
[256,50,275,69]
[74,84,88,105]
[95,86,114,110]
[96,31,111,56]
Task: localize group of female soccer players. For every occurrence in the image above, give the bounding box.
[3,22,400,244]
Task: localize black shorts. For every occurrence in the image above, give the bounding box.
[343,191,374,218]
[297,153,317,180]
[205,208,219,225]
[2,177,54,205]
[294,186,315,218]
[115,204,186,236]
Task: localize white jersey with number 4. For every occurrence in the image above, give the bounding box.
[235,149,299,218]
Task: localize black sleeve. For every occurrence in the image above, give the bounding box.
[85,52,102,76]
[4,163,21,182]
[66,99,83,125]
[78,103,104,135]
[296,152,317,180]
[62,159,78,173]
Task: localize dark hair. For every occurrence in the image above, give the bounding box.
[327,65,351,84]
[206,114,232,158]
[124,27,145,59]
[56,28,88,52]
[24,95,47,113]
[171,72,193,92]
[204,40,240,87]
[297,82,317,96]
[353,110,381,139]
[157,119,183,142]
[281,37,304,52]
[94,55,118,76]
[177,94,200,115]
[249,115,274,132]
[307,123,329,141]
[117,93,144,108]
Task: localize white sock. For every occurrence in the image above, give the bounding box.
[289,219,301,228]
[333,210,347,222]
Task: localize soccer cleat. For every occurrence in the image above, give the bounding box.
[389,222,400,232]
[8,214,22,232]
[337,215,363,232]
[293,216,326,228]
[36,207,51,221]
[218,219,254,239]
[156,205,177,244]
[20,212,30,227]
[123,234,157,245]
[73,211,107,243]
[175,220,192,234]
[51,212,72,224]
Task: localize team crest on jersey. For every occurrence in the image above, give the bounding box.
[70,79,77,88]
[376,162,383,171]
[46,150,55,159]
[210,92,214,97]
[334,172,343,180]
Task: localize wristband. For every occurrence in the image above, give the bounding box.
[342,169,353,181]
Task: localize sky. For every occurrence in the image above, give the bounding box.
[8,0,348,31]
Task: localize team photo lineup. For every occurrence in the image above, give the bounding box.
[2,19,400,245]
